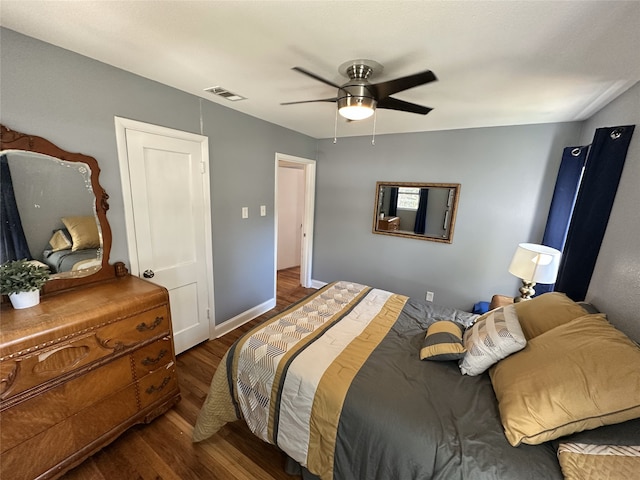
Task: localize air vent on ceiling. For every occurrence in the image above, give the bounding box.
[204,86,246,101]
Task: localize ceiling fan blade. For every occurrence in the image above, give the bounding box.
[292,67,341,89]
[377,97,433,115]
[281,97,338,105]
[372,70,437,100]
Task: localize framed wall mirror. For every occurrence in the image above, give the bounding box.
[373,181,461,244]
[1,124,117,294]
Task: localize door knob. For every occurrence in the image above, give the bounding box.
[143,269,155,279]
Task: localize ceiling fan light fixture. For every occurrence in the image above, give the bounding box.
[338,96,377,120]
[283,60,436,122]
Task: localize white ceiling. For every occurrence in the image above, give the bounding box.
[2,1,639,139]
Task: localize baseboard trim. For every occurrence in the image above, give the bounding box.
[211,280,326,339]
[213,298,277,339]
[311,279,327,289]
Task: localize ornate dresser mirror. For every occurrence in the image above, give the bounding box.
[1,124,118,294]
[373,181,461,244]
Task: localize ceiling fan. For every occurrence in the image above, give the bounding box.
[281,59,437,121]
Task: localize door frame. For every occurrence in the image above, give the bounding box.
[275,153,316,291]
[114,116,216,337]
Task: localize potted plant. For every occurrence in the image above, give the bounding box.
[0,259,50,309]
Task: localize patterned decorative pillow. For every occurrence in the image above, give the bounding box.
[558,442,640,480]
[459,304,526,376]
[48,229,72,252]
[420,320,465,361]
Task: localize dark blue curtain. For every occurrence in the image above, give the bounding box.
[1,154,32,263]
[413,188,429,234]
[536,146,588,296]
[388,187,398,217]
[554,125,635,301]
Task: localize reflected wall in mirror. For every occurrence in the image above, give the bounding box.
[1,124,116,294]
[373,182,461,243]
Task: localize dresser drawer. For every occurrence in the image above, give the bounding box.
[138,362,179,410]
[0,413,75,480]
[96,305,170,350]
[132,337,174,379]
[0,355,134,452]
[1,333,114,401]
[71,382,140,455]
[1,383,139,480]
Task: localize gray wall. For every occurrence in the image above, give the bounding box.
[314,123,583,311]
[582,81,640,341]
[3,27,637,340]
[0,28,316,324]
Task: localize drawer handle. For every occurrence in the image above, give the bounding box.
[146,376,171,395]
[141,349,168,366]
[136,316,164,332]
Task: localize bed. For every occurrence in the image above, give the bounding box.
[42,247,100,273]
[193,281,640,480]
[41,216,101,273]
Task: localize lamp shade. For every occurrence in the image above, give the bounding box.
[508,243,562,284]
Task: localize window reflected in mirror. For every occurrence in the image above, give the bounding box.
[373,182,461,243]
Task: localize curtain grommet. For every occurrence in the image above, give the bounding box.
[610,128,624,140]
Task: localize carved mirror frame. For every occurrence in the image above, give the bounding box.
[373,181,461,244]
[1,124,119,294]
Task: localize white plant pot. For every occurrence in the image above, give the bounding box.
[8,290,40,309]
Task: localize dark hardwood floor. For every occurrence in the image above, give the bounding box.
[62,267,316,480]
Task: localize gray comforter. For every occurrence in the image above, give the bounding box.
[328,298,563,479]
[42,247,99,272]
[193,281,564,479]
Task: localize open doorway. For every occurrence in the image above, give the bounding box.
[275,153,316,298]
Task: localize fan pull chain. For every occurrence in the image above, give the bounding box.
[333,108,338,144]
[371,110,377,145]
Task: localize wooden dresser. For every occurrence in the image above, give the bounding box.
[0,275,181,480]
[377,216,400,231]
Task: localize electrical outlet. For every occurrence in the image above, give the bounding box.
[426,291,434,302]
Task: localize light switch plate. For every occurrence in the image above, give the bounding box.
[260,205,266,216]
[242,207,248,219]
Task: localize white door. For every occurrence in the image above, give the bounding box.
[115,117,214,355]
[277,166,305,270]
[275,153,315,289]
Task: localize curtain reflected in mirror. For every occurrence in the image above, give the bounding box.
[373,182,460,243]
[0,150,102,278]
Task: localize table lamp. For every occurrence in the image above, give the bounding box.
[508,243,562,302]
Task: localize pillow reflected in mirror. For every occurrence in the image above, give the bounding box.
[48,229,72,252]
[62,216,100,251]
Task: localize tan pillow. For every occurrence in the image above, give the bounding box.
[490,314,640,446]
[558,442,640,480]
[513,292,587,339]
[61,216,100,251]
[48,229,72,252]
